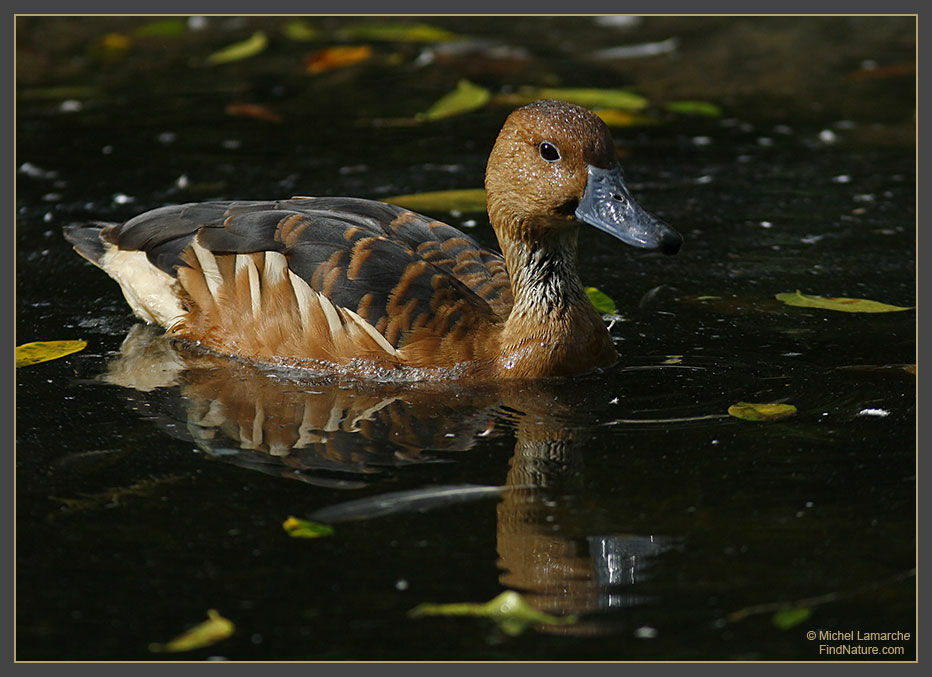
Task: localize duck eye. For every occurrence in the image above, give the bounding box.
[538,141,560,163]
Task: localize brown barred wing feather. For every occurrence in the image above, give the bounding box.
[95,197,511,370]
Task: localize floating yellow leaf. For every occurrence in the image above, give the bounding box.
[305,45,372,74]
[664,100,723,117]
[728,402,797,422]
[149,609,234,653]
[281,19,320,42]
[594,108,659,127]
[338,21,458,43]
[207,31,268,66]
[417,80,491,121]
[585,286,618,314]
[282,516,334,539]
[89,33,132,61]
[99,33,132,51]
[776,290,912,313]
[385,188,487,213]
[16,340,87,367]
[409,590,577,636]
[772,607,811,630]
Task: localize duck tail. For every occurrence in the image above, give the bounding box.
[63,223,113,267]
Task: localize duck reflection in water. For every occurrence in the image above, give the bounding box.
[101,325,672,635]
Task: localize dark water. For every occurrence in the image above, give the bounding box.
[16,16,916,661]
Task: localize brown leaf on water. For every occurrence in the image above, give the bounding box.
[305,45,373,74]
[225,103,282,123]
[847,63,915,81]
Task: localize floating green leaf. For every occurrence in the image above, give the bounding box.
[338,21,458,43]
[772,607,811,630]
[16,340,87,367]
[207,31,268,66]
[281,19,320,42]
[728,402,797,422]
[282,516,334,539]
[417,80,491,121]
[385,188,487,213]
[148,609,235,653]
[133,19,187,38]
[586,286,618,314]
[664,100,723,117]
[776,290,912,313]
[536,87,649,111]
[409,590,577,636]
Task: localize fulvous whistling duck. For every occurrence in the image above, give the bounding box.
[64,99,682,381]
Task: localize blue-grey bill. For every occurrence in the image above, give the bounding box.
[575,165,682,255]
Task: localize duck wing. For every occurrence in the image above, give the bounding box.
[69,197,511,367]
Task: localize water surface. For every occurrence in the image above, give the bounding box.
[16,15,915,661]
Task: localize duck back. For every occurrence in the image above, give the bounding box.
[66,197,513,375]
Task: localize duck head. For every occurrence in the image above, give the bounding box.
[485,99,682,255]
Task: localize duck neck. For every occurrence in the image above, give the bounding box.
[500,224,589,321]
[492,220,615,377]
